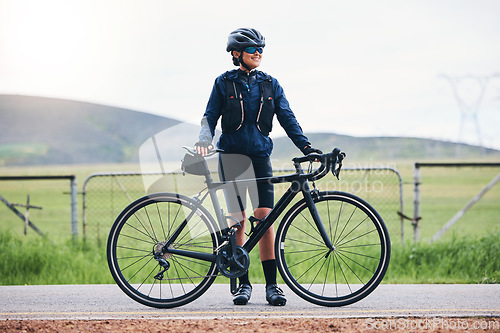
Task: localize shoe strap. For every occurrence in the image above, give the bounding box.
[268,285,284,295]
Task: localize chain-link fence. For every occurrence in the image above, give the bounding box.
[82,167,404,246]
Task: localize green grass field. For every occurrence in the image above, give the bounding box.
[0,160,499,285]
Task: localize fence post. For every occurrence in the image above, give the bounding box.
[413,163,421,242]
[70,176,78,237]
[0,193,44,237]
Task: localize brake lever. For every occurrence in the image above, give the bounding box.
[333,152,346,180]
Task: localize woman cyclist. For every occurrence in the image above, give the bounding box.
[195,28,321,306]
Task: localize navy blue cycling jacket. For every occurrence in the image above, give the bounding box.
[199,69,311,156]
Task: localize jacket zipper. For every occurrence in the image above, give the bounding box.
[256,94,264,133]
[233,82,244,131]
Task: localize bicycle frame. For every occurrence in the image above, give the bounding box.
[165,150,340,263]
[215,173,334,255]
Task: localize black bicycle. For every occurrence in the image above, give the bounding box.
[107,147,391,308]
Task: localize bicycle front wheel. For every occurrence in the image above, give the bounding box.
[276,191,390,307]
[107,192,221,308]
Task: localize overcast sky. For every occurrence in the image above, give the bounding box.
[1,0,499,149]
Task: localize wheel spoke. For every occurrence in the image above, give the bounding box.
[157,202,167,241]
[334,204,357,244]
[337,228,377,248]
[119,252,151,272]
[285,236,324,248]
[335,251,369,284]
[334,253,352,293]
[132,212,156,242]
[293,213,323,243]
[119,232,154,245]
[332,200,343,244]
[294,251,329,282]
[143,205,158,243]
[335,216,371,247]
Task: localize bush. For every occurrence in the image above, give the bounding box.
[385,229,500,283]
[0,230,114,285]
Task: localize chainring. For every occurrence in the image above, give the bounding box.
[216,246,250,278]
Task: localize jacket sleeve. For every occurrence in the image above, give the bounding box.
[273,78,311,152]
[199,76,225,143]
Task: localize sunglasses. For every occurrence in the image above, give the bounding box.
[244,46,264,54]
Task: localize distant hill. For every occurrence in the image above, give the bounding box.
[272,133,500,163]
[0,95,181,166]
[1,94,499,166]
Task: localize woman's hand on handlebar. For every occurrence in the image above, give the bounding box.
[194,141,213,157]
[302,145,323,156]
[302,145,323,163]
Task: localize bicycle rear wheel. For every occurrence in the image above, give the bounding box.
[275,191,390,307]
[107,192,221,308]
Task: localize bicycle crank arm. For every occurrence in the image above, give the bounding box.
[230,278,238,294]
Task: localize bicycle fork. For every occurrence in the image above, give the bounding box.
[301,182,335,256]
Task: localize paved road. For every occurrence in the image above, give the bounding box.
[0,284,498,320]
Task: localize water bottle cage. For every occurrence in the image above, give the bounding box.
[246,216,261,236]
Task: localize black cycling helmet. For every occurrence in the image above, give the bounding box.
[226,28,266,52]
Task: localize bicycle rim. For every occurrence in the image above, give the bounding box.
[107,192,220,308]
[276,191,390,306]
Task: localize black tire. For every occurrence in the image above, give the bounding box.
[275,191,390,307]
[107,192,221,308]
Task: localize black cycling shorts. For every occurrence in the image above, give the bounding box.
[218,154,274,213]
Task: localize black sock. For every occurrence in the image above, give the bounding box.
[262,259,277,286]
[239,273,250,286]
